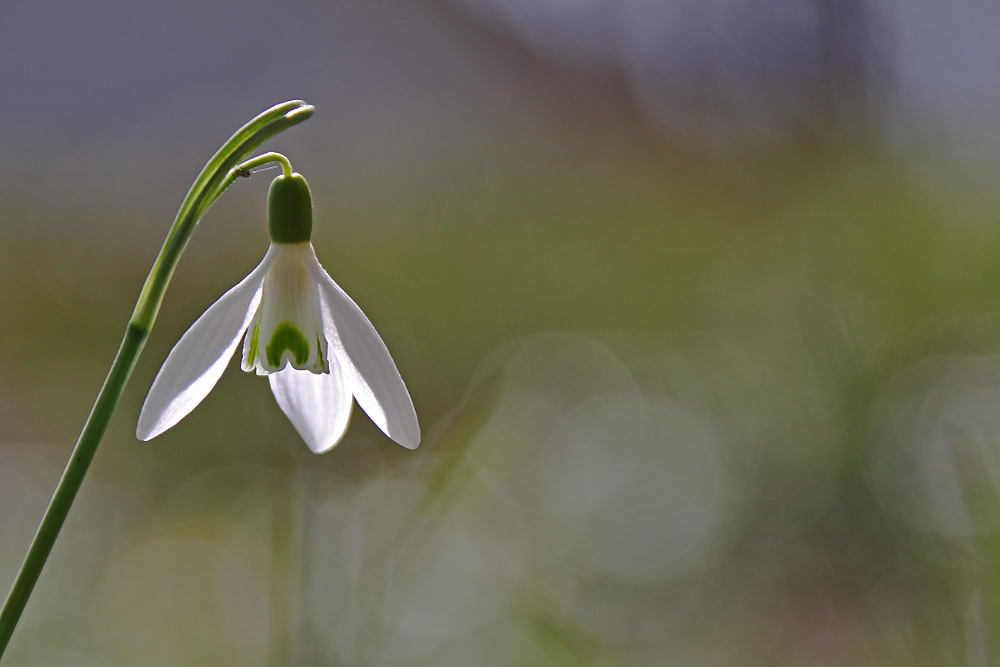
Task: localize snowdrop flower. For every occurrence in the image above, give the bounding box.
[137,172,419,453]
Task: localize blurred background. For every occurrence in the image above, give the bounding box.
[4,0,1000,664]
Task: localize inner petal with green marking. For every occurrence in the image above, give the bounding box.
[242,243,328,375]
[266,321,309,368]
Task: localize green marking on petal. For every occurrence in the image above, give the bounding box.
[245,318,261,369]
[266,321,310,368]
[315,335,329,373]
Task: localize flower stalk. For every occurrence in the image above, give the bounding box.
[0,100,314,660]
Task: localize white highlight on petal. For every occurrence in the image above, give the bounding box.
[136,248,276,441]
[303,244,421,449]
[268,355,354,453]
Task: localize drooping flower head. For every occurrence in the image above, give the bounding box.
[137,171,419,453]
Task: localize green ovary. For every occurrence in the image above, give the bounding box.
[266,321,310,368]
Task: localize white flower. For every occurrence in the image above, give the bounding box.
[137,172,419,453]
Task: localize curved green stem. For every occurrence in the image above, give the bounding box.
[235,152,294,179]
[0,100,313,660]
[208,152,296,209]
[130,103,312,332]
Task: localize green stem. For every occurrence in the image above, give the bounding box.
[205,152,296,213]
[235,152,294,179]
[0,100,313,660]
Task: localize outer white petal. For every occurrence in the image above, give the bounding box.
[268,357,353,453]
[302,245,420,449]
[136,248,276,441]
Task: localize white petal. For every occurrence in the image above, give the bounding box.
[268,359,353,453]
[136,249,276,440]
[303,245,420,449]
